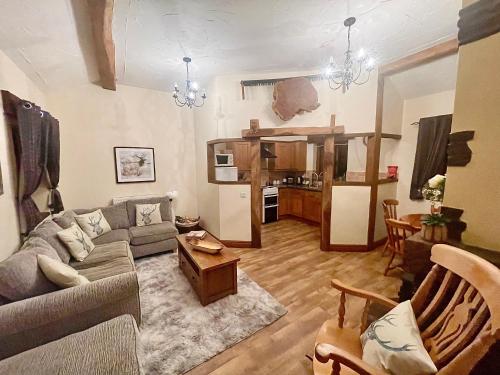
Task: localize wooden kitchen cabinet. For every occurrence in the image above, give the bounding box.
[279,188,321,223]
[279,188,290,216]
[289,190,303,217]
[273,142,294,170]
[294,141,307,171]
[227,142,251,170]
[302,191,322,223]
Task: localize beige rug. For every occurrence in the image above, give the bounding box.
[135,253,287,375]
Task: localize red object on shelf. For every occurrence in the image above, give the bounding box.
[387,165,398,178]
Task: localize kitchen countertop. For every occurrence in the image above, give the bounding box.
[261,184,323,192]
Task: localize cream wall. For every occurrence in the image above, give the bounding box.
[218,185,251,241]
[444,31,500,250]
[331,186,371,245]
[394,90,456,216]
[47,83,198,217]
[0,51,48,260]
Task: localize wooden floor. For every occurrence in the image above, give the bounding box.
[187,219,401,375]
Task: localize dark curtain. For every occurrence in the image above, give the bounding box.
[410,114,452,200]
[16,101,45,231]
[44,113,64,213]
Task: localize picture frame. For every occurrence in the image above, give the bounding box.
[114,147,156,183]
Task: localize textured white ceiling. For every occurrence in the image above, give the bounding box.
[0,0,462,92]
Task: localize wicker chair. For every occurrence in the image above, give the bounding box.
[313,244,500,375]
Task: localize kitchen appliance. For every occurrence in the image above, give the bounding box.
[287,177,294,184]
[215,153,234,167]
[215,166,238,182]
[262,186,279,224]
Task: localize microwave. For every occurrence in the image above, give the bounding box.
[215,153,234,167]
[215,167,238,182]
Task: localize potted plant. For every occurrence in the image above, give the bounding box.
[421,213,449,243]
[422,174,446,214]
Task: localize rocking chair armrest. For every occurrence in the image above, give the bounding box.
[331,279,398,308]
[315,343,386,375]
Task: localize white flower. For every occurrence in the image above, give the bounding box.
[428,174,446,189]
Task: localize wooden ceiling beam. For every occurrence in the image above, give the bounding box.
[242,126,345,138]
[87,0,116,91]
[379,39,459,77]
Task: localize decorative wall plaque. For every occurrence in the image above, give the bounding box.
[272,77,320,121]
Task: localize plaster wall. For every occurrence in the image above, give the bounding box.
[46,83,198,217]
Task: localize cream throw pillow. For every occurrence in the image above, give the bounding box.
[361,300,437,375]
[75,209,112,239]
[57,223,95,261]
[136,203,162,227]
[37,254,89,288]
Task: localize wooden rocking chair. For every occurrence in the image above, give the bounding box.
[313,244,500,375]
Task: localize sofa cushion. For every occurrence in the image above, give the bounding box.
[126,196,171,226]
[74,202,130,230]
[37,254,90,288]
[30,220,71,263]
[0,244,59,303]
[129,221,178,246]
[52,210,77,229]
[92,229,130,246]
[70,241,133,271]
[57,223,95,262]
[78,257,135,282]
[0,315,141,375]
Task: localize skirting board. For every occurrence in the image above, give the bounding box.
[328,237,387,252]
[199,226,253,248]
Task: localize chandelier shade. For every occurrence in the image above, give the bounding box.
[324,17,375,93]
[173,57,207,108]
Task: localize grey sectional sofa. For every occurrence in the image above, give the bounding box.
[0,195,178,369]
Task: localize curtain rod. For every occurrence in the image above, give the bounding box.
[240,74,325,99]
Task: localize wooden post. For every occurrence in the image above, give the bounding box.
[249,120,262,248]
[367,75,385,250]
[321,114,336,251]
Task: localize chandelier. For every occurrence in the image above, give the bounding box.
[324,17,375,93]
[173,57,207,108]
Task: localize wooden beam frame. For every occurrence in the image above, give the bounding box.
[250,123,262,248]
[242,126,345,138]
[367,39,459,250]
[379,39,458,76]
[88,0,116,90]
[320,115,336,251]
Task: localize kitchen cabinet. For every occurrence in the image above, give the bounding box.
[270,141,306,171]
[302,191,322,223]
[279,188,290,216]
[273,142,294,170]
[227,142,251,170]
[289,190,304,217]
[279,188,321,223]
[294,141,307,171]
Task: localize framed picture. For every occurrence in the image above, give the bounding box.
[114,147,156,183]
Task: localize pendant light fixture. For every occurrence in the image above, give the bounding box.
[172,57,207,108]
[324,17,376,93]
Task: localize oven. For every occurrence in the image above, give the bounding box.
[262,186,279,224]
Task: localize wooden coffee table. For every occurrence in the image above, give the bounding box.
[176,233,240,306]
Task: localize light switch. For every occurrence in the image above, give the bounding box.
[240,192,247,198]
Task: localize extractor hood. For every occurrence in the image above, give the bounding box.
[261,146,277,159]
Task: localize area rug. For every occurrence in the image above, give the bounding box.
[135,253,287,375]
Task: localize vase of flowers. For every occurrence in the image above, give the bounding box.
[422,174,446,214]
[421,214,449,243]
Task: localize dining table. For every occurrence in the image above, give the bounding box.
[400,213,426,230]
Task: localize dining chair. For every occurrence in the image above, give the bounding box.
[384,218,419,276]
[313,244,500,375]
[381,199,399,256]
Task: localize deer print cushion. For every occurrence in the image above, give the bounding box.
[56,223,95,261]
[135,203,162,227]
[75,209,112,239]
[361,300,437,375]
